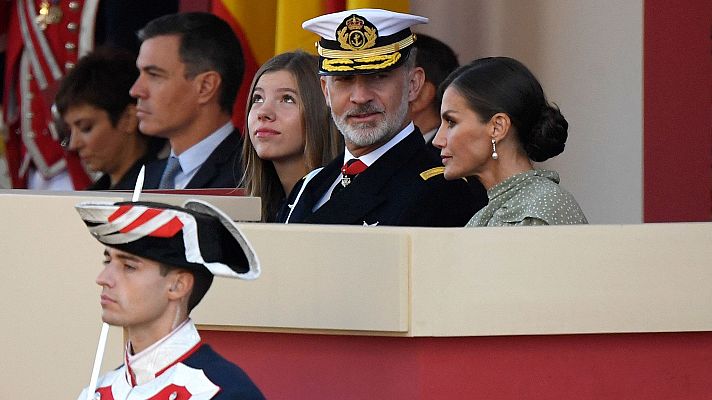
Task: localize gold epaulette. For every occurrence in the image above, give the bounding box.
[420,167,445,181]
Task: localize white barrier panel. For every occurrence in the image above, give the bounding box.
[0,193,710,398]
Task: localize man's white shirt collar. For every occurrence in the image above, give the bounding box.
[421,127,437,144]
[342,122,415,166]
[168,122,233,189]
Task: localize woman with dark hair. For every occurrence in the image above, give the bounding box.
[433,56,587,226]
[55,48,165,190]
[242,51,342,222]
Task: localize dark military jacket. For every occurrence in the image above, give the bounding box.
[281,127,487,227]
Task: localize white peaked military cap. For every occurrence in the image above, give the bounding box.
[303,8,428,75]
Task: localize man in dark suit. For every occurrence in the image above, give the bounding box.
[130,12,244,190]
[281,9,487,226]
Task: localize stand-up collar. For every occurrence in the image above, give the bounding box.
[125,319,202,386]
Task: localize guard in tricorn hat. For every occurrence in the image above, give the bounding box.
[281,9,485,226]
[75,200,264,399]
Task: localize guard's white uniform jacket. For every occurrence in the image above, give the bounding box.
[77,320,264,400]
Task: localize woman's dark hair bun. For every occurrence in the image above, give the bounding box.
[525,104,568,162]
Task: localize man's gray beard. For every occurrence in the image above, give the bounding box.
[332,89,410,148]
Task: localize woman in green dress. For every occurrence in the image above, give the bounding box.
[433,57,587,226]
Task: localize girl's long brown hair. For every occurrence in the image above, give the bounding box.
[242,51,342,221]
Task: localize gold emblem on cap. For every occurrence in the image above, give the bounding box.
[337,15,377,51]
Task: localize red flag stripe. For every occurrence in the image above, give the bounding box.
[326,0,346,13]
[210,0,259,131]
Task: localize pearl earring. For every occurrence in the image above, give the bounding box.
[491,139,499,160]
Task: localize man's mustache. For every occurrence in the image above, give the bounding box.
[345,105,385,117]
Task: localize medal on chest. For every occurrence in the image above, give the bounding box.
[36,1,63,30]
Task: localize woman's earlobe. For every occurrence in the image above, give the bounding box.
[491,113,511,141]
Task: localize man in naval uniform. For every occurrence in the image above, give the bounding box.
[281,9,487,226]
[75,199,264,399]
[1,0,177,189]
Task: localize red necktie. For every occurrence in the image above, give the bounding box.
[342,159,367,176]
[332,159,367,198]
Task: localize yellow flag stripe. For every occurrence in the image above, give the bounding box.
[276,1,325,54]
[222,0,278,64]
[221,0,410,62]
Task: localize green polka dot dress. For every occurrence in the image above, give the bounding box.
[467,169,588,227]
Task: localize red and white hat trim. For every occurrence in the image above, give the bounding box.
[76,201,260,280]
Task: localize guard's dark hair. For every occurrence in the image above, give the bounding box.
[138,12,244,114]
[159,263,214,312]
[441,57,568,162]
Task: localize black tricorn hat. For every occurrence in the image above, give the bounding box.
[75,199,260,280]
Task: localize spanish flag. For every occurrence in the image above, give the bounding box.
[210,0,409,128]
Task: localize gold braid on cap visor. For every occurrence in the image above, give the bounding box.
[322,52,402,72]
[317,33,416,59]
